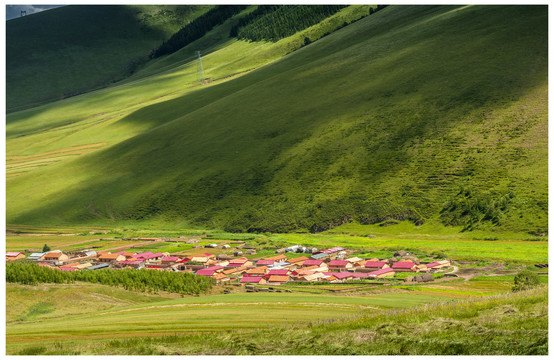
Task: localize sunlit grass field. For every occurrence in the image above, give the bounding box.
[5,282,453,352]
[6,283,547,355]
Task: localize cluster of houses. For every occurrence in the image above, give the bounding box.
[6,245,451,285]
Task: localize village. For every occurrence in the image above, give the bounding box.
[6,238,452,287]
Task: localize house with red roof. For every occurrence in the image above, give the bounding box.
[302,259,324,267]
[391,261,418,272]
[328,260,353,271]
[364,261,389,271]
[324,272,355,281]
[425,260,451,270]
[161,256,181,264]
[240,276,266,284]
[134,252,164,261]
[196,268,219,276]
[367,267,395,279]
[228,257,250,266]
[266,269,289,276]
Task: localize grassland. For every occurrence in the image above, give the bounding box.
[4,281,462,353]
[6,5,547,234]
[5,234,153,252]
[270,232,548,263]
[7,283,547,355]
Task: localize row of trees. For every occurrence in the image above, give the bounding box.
[151,5,247,58]
[6,262,214,296]
[234,5,348,42]
[151,5,389,58]
[228,5,281,37]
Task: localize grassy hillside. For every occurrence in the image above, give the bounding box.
[6,5,547,234]
[6,5,212,111]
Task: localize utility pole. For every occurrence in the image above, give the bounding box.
[196,51,205,84]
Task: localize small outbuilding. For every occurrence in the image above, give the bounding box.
[98,253,126,263]
[28,252,46,261]
[267,275,289,284]
[43,252,69,262]
[6,252,26,261]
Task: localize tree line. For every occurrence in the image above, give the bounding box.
[151,5,389,57]
[6,262,214,296]
[151,5,247,58]
[229,5,281,37]
[233,5,348,42]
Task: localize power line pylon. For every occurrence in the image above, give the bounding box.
[196,50,205,83]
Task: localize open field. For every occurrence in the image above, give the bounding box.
[6,283,168,323]
[269,232,548,264]
[5,282,460,353]
[6,283,547,355]
[5,235,151,252]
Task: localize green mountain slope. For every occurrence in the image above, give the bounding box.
[6,5,212,112]
[6,5,547,234]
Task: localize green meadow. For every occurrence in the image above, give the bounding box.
[270,232,548,263]
[5,281,461,353]
[6,283,547,355]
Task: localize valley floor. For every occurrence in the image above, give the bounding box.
[5,224,548,355]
